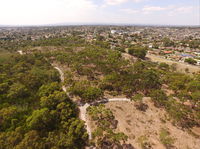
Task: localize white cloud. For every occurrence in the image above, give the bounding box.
[175,6,193,13]
[120,8,139,14]
[119,4,198,25]
[121,5,168,15]
[141,5,195,15]
[0,0,97,25]
[104,0,128,5]
[104,0,145,5]
[142,6,167,13]
[133,0,145,2]
[143,6,166,11]
[168,6,194,16]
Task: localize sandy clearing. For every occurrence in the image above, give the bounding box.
[105,98,200,149]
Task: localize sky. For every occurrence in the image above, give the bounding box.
[0,0,199,26]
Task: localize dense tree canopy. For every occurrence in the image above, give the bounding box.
[0,53,88,149]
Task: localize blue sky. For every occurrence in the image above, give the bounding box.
[0,0,199,25]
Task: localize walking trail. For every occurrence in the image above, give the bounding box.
[53,65,131,140]
[17,50,131,140]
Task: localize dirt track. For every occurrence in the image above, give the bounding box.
[17,50,133,141]
[53,65,133,141]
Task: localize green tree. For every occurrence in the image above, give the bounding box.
[26,108,55,131]
[82,87,103,102]
[0,106,18,130]
[15,130,43,149]
[128,47,147,59]
[150,90,168,107]
[158,63,169,71]
[163,37,174,47]
[141,70,161,93]
[185,58,197,65]
[0,128,23,149]
[7,83,29,100]
[189,40,200,48]
[38,82,61,97]
[46,119,88,149]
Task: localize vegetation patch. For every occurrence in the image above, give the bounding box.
[87,104,134,148]
[159,128,175,149]
[0,54,88,149]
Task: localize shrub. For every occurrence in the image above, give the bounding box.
[159,128,175,148]
[185,58,197,65]
[150,90,168,107]
[128,46,147,59]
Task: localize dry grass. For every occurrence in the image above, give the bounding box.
[146,54,200,74]
[105,98,200,149]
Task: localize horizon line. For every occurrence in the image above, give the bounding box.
[0,23,200,28]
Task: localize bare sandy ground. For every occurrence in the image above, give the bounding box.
[105,98,200,149]
[79,104,92,140]
[17,50,23,55]
[146,54,200,74]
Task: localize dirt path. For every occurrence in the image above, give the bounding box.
[17,50,23,55]
[53,65,93,140]
[17,50,94,144]
[108,98,131,102]
[17,50,132,142]
[53,65,133,141]
[79,103,92,139]
[54,67,67,93]
[17,50,95,141]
